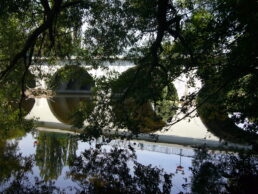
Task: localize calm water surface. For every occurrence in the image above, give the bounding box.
[0,130,195,193]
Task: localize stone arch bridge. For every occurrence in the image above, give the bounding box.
[26,59,222,143]
[29,59,201,100]
[26,59,251,150]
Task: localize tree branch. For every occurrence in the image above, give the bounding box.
[0,0,63,82]
[61,0,87,9]
[150,0,169,66]
[40,0,51,13]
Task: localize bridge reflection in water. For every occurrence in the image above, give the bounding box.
[47,94,90,124]
[27,95,250,150]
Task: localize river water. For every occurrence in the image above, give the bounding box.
[1,130,195,193]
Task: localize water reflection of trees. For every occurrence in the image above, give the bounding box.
[0,132,63,193]
[1,131,258,193]
[0,139,55,193]
[35,132,78,181]
[68,144,172,194]
[190,147,258,194]
[0,126,32,184]
[0,140,32,184]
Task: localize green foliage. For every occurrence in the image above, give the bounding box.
[111,66,179,133]
[226,74,258,132]
[155,85,179,122]
[83,0,158,57]
[112,98,166,133]
[197,82,258,146]
[111,66,163,102]
[0,105,33,136]
[0,140,33,186]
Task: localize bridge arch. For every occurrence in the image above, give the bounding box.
[197,81,258,145]
[47,65,95,124]
[111,66,179,133]
[28,61,223,140]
